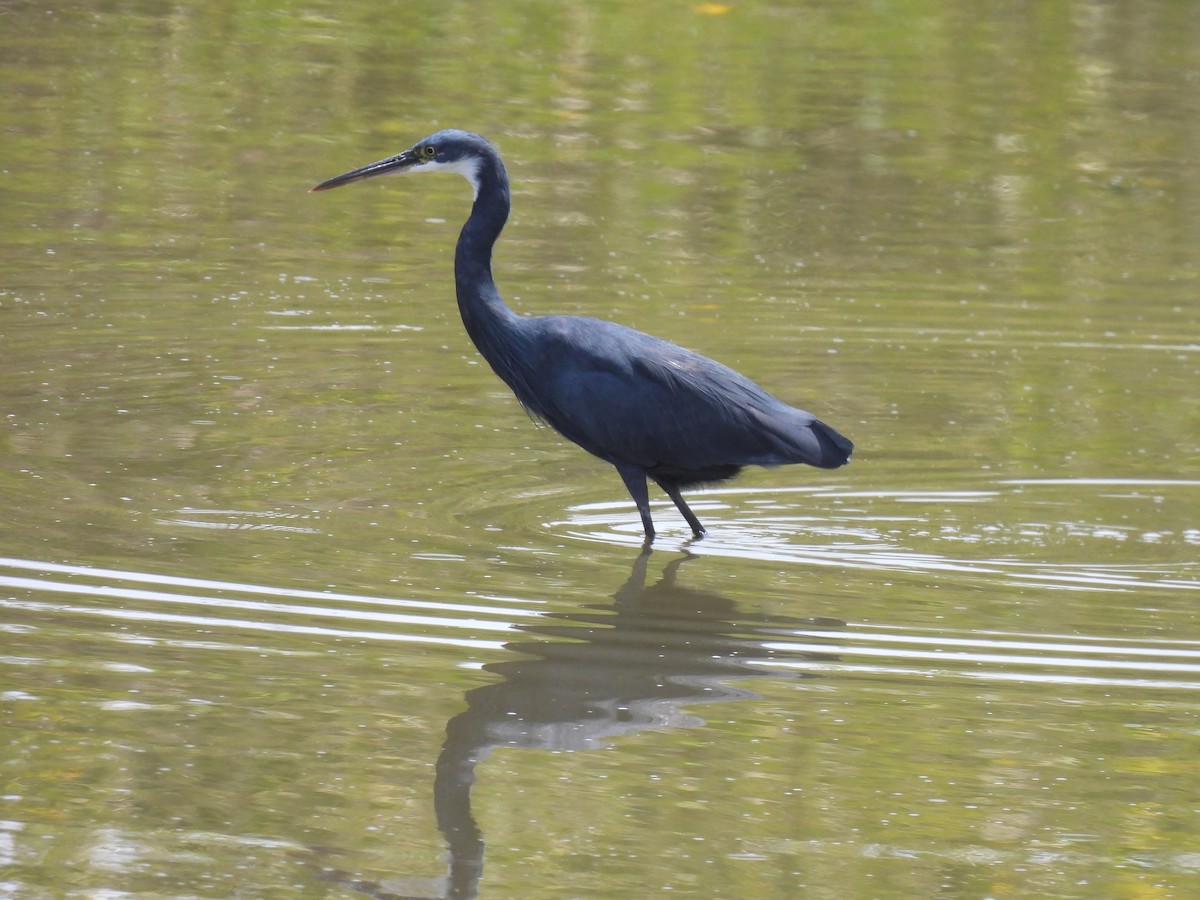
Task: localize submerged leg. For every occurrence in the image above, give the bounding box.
[657,481,706,538]
[614,463,656,540]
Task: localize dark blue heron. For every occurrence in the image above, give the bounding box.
[312,129,853,539]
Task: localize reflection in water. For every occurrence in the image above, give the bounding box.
[333,551,843,899]
[5,550,1197,896]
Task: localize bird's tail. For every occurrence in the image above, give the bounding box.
[753,405,853,469]
[807,419,853,469]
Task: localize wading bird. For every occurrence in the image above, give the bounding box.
[312,130,852,540]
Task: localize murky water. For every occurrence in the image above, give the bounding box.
[3,2,1199,897]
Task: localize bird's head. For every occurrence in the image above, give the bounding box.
[311,129,493,198]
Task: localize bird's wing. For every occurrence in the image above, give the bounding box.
[519,317,831,471]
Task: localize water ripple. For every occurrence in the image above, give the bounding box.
[761,623,1200,690]
[0,556,543,653]
[4,554,1197,695]
[554,478,1200,597]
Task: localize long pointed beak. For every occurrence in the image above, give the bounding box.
[310,149,418,192]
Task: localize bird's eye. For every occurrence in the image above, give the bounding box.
[421,146,437,159]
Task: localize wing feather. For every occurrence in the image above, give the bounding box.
[507,316,850,475]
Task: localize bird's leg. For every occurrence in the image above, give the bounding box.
[614,464,656,540]
[657,481,706,538]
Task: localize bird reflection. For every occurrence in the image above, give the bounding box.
[326,551,843,899]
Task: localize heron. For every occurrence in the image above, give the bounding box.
[312,129,853,540]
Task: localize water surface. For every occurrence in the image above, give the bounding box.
[3,2,1199,897]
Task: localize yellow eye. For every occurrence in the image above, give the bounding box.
[421,146,436,159]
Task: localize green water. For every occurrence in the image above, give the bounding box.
[3,2,1199,897]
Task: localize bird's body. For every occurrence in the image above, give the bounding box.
[313,130,852,539]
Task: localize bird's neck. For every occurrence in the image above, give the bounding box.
[454,153,522,361]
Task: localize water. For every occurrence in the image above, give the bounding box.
[3,2,1199,897]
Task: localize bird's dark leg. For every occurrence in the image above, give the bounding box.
[614,463,656,540]
[657,481,706,538]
